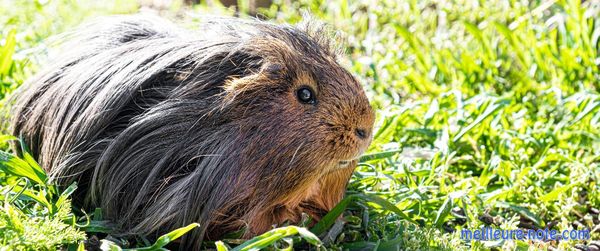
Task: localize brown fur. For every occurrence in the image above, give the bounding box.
[8,15,374,249]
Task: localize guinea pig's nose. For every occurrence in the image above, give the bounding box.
[355,128,368,139]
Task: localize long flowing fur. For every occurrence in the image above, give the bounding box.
[9,15,374,249]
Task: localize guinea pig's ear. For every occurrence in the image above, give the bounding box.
[221,56,270,96]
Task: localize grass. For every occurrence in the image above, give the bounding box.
[1,0,599,250]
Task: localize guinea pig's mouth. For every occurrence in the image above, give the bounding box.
[337,159,355,168]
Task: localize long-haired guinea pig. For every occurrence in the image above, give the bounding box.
[9,15,374,249]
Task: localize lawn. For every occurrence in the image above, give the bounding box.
[0,0,599,250]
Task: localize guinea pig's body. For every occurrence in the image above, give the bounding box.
[9,15,374,249]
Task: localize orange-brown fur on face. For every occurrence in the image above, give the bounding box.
[9,15,375,249]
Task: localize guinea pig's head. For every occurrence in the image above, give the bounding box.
[211,23,375,173]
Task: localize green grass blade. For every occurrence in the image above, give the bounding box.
[0,150,47,185]
[133,223,200,251]
[0,29,16,75]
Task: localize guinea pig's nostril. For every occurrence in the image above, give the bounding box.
[355,128,367,139]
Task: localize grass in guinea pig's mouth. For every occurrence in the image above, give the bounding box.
[338,160,352,168]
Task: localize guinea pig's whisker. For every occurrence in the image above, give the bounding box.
[288,141,306,167]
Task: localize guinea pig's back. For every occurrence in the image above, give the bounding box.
[9,15,235,189]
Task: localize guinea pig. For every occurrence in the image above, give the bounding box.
[9,15,374,249]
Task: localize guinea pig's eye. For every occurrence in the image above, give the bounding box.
[296,86,316,104]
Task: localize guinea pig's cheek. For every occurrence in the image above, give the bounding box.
[350,144,368,162]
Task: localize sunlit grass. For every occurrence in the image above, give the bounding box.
[1,0,599,250]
